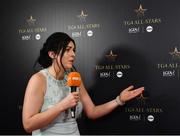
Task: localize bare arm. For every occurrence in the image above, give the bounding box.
[22,73,79,133]
[80,81,144,120]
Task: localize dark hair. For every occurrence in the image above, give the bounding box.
[34,32,76,71]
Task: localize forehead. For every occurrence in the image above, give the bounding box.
[67,41,75,48]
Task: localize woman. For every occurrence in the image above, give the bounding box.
[22,32,144,135]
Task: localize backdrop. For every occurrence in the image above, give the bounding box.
[1,0,180,134]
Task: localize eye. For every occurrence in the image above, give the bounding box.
[66,48,70,51]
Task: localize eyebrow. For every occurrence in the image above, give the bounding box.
[66,46,74,49]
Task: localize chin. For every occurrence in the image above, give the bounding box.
[65,65,73,69]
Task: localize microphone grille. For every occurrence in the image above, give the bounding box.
[67,72,81,87]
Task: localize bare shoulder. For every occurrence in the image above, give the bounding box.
[30,71,46,83]
[26,71,46,95]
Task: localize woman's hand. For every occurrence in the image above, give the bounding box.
[119,85,144,103]
[61,92,80,110]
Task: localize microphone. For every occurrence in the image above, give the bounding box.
[67,72,81,118]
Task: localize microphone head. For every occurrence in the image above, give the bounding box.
[67,72,81,87]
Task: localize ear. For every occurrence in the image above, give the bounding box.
[48,51,56,59]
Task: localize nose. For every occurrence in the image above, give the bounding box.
[71,50,75,57]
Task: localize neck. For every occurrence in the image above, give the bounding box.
[48,65,65,80]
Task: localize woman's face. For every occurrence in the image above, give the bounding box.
[60,41,76,69]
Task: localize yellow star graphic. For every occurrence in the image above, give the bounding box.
[169,47,180,59]
[134,4,147,17]
[105,50,118,61]
[137,93,148,100]
[26,15,36,25]
[77,10,88,22]
[136,93,148,105]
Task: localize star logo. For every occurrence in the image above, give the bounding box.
[134,4,147,17]
[105,50,118,61]
[136,93,148,105]
[77,10,88,22]
[26,15,36,25]
[169,47,180,60]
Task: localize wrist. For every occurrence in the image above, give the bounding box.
[115,96,125,106]
[56,101,67,112]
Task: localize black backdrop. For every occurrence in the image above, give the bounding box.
[1,0,180,134]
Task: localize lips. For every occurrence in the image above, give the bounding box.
[69,60,74,63]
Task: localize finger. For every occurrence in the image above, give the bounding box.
[76,98,80,103]
[136,87,144,92]
[72,92,79,95]
[74,96,79,103]
[74,95,79,99]
[124,85,134,92]
[131,87,144,96]
[72,92,79,97]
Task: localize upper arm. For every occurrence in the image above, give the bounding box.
[79,80,95,117]
[22,72,46,124]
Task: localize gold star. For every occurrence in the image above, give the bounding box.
[26,15,36,25]
[137,93,148,100]
[134,4,147,17]
[136,93,148,105]
[105,50,118,61]
[77,10,88,22]
[169,47,180,59]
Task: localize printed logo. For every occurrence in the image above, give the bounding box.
[163,70,175,77]
[87,30,93,37]
[18,15,47,41]
[129,27,140,33]
[129,115,141,121]
[22,35,31,40]
[68,10,100,38]
[146,26,153,32]
[116,71,123,78]
[35,34,41,40]
[136,93,149,104]
[105,50,118,61]
[100,72,111,78]
[123,4,162,34]
[169,47,180,60]
[147,115,154,122]
[26,15,36,25]
[134,4,147,17]
[72,31,82,38]
[77,10,88,22]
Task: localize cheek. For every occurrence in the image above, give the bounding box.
[62,58,73,69]
[61,56,68,65]
[61,58,66,65]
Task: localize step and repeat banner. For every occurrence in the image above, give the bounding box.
[1,0,180,134]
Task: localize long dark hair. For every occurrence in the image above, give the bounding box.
[34,32,76,72]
